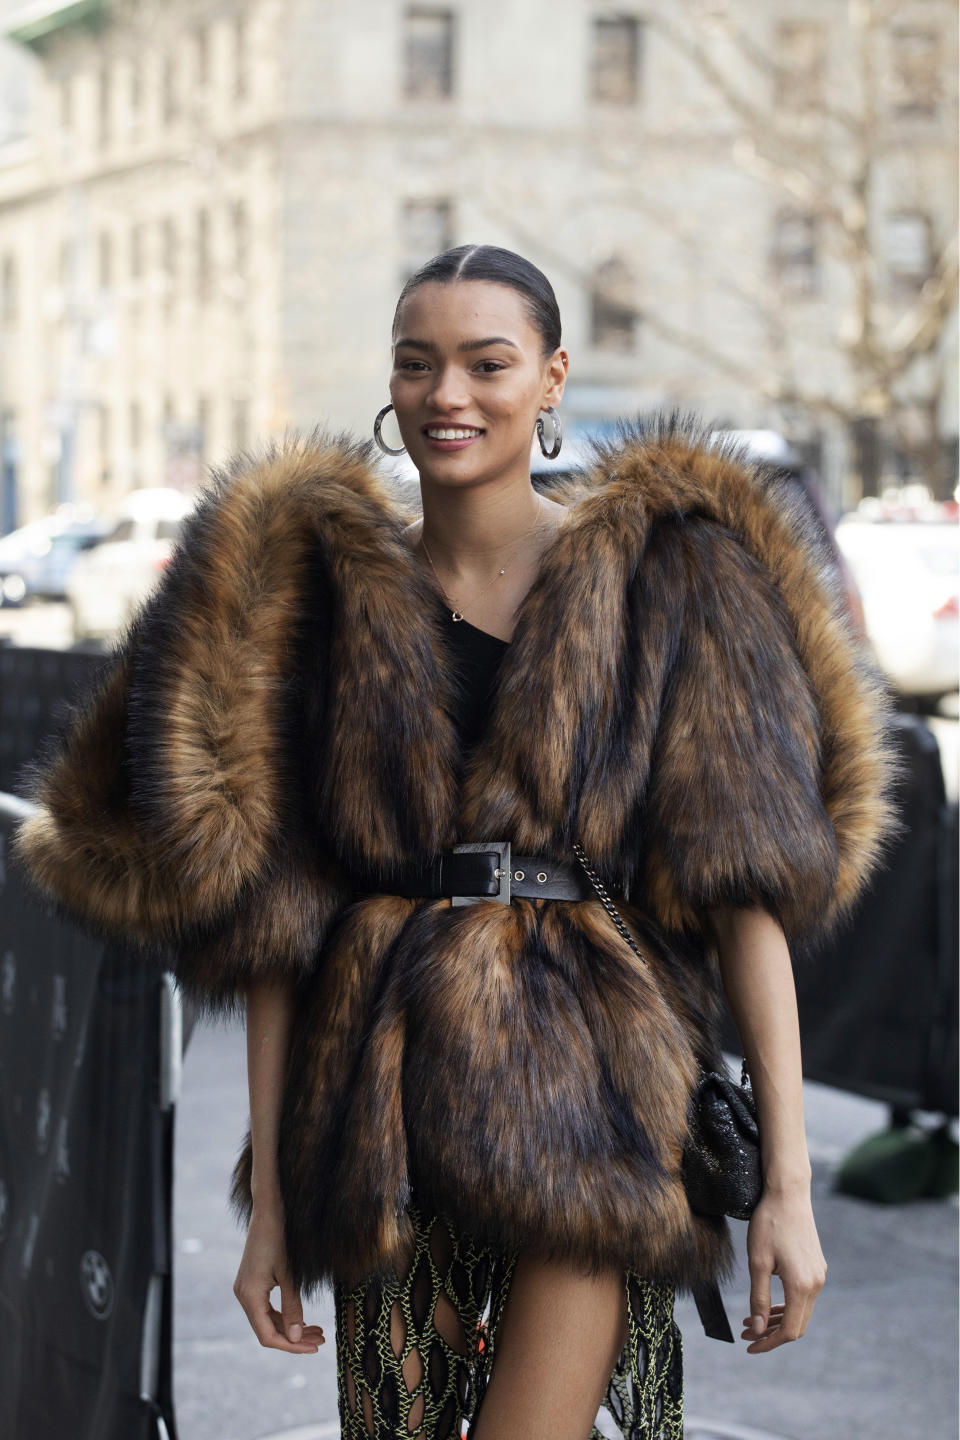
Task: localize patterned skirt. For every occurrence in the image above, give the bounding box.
[333,1194,684,1440]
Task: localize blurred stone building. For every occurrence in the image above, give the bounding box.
[0,0,956,525]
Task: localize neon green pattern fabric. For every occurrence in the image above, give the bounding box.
[334,1195,684,1439]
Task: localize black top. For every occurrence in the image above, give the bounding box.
[435,597,511,755]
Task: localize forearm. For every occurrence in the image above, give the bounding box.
[704,902,812,1193]
[245,975,298,1207]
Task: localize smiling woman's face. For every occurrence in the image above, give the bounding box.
[389,279,567,487]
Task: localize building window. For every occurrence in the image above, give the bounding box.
[232,397,250,450]
[231,199,248,276]
[129,59,143,128]
[775,22,826,111]
[196,208,211,302]
[890,29,939,118]
[1,410,18,534]
[130,223,143,281]
[162,54,178,124]
[400,199,454,281]
[233,12,249,101]
[590,16,642,105]
[886,210,932,295]
[58,238,77,290]
[194,24,210,87]
[162,218,178,280]
[1,255,18,327]
[590,257,637,351]
[770,209,820,297]
[99,403,111,477]
[129,399,142,450]
[97,66,111,148]
[98,232,113,290]
[404,9,455,101]
[59,74,72,129]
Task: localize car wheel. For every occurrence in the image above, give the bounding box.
[0,573,27,607]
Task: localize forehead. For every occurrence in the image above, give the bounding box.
[394,279,536,345]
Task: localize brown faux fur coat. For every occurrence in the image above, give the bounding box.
[11,416,901,1324]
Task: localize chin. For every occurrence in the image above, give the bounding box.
[413,453,493,486]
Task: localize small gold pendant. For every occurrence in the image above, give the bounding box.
[452,611,464,621]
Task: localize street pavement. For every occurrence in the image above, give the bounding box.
[173,1020,958,1440]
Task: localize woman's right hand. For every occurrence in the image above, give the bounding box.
[233,1199,326,1353]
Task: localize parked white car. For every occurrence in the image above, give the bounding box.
[0,506,112,606]
[834,517,959,702]
[66,487,199,642]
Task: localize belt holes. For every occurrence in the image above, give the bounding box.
[536,872,548,883]
[514,870,525,881]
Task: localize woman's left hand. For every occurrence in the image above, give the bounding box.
[741,1183,827,1353]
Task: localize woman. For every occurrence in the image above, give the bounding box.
[12,245,900,1440]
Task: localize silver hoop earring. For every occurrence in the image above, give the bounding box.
[373,403,406,456]
[536,406,562,460]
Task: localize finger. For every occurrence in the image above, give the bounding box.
[746,1290,808,1351]
[280,1279,306,1344]
[742,1304,785,1324]
[741,1311,783,1331]
[748,1261,773,1338]
[265,1301,324,1350]
[741,1315,783,1340]
[266,1303,325,1341]
[798,1272,826,1336]
[741,1302,786,1344]
[778,1281,812,1344]
[247,1298,319,1352]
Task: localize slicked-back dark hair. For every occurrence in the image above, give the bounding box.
[392,244,562,357]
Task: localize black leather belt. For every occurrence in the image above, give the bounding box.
[352,840,595,904]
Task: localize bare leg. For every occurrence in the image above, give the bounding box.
[471,1250,629,1440]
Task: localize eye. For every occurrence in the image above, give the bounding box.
[476,360,506,373]
[397,359,429,372]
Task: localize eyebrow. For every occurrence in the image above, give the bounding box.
[394,336,520,353]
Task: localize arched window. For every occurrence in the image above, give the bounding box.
[590,257,637,352]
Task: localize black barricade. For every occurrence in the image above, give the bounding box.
[0,642,109,798]
[721,712,959,1116]
[0,793,179,1440]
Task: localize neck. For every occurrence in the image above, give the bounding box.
[415,473,552,581]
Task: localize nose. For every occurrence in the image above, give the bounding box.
[426,363,471,413]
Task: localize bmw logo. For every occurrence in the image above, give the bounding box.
[79,1249,114,1320]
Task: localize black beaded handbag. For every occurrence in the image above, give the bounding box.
[572,844,764,1222]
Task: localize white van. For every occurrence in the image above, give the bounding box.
[66,487,199,642]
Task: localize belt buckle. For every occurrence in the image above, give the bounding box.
[450,840,511,906]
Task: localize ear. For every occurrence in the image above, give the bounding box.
[542,347,569,410]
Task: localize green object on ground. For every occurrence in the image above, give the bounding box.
[834,1119,959,1203]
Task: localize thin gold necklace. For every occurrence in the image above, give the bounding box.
[420,495,548,623]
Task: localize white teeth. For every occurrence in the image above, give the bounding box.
[426,428,482,440]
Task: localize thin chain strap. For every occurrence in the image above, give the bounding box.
[571,841,649,969]
[571,841,751,1089]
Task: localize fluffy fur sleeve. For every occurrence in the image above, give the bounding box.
[635,511,903,950]
[10,457,354,1023]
